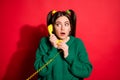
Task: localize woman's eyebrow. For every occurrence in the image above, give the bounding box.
[55,21,61,23]
[65,21,70,23]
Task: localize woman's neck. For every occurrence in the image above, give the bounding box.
[62,36,70,43]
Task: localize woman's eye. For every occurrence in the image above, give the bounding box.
[56,23,61,27]
[65,23,69,26]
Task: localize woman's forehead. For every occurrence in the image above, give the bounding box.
[55,16,70,23]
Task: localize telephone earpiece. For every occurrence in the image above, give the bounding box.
[48,24,62,44]
[48,24,53,35]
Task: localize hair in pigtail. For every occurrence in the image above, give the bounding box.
[47,11,53,26]
[68,9,76,36]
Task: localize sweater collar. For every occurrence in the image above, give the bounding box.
[66,36,75,46]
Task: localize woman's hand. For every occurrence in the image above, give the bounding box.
[57,42,69,58]
[49,34,69,58]
[49,34,58,48]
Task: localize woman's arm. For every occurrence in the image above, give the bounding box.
[34,37,58,77]
[65,39,93,78]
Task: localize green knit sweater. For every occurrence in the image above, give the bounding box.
[34,36,92,80]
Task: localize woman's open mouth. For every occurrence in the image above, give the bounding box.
[60,32,65,36]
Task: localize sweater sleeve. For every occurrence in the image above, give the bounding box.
[34,37,58,77]
[65,39,93,78]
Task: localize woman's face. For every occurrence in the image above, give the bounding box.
[54,16,71,40]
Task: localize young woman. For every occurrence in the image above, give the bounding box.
[34,9,93,80]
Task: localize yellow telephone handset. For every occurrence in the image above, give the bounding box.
[48,24,62,44]
[48,24,53,35]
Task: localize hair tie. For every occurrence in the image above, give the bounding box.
[66,10,71,15]
[52,10,57,15]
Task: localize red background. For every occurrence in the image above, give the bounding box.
[0,0,120,80]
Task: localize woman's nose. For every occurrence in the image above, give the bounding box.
[61,25,64,30]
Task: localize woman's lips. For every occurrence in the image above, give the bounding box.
[60,32,65,36]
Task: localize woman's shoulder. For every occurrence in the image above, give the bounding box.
[40,36,49,42]
[71,36,83,43]
[38,36,49,45]
[71,36,86,50]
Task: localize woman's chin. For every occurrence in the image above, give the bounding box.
[58,36,67,40]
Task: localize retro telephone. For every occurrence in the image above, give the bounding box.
[48,24,62,44]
